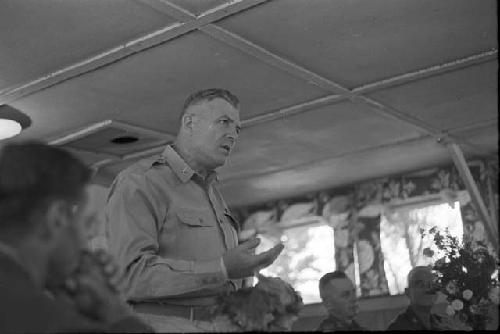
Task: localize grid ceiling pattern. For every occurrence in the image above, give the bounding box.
[0,0,497,206]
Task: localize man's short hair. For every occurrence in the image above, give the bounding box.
[179,88,240,124]
[319,271,349,293]
[407,266,432,287]
[0,141,91,237]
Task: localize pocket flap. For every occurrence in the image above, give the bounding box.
[176,209,211,227]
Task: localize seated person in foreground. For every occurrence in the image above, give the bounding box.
[0,142,152,333]
[317,271,366,331]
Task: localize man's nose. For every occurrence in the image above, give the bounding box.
[227,125,239,139]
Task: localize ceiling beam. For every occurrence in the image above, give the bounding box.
[243,94,344,127]
[0,0,270,105]
[352,49,498,95]
[446,142,498,248]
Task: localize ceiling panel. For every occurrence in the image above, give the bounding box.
[368,61,498,131]
[218,100,424,179]
[220,137,455,207]
[451,123,499,156]
[218,0,497,88]
[10,30,328,141]
[0,0,175,90]
[167,0,231,15]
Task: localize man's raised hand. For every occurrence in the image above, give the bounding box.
[223,237,284,279]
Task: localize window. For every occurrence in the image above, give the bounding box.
[380,198,464,295]
[256,218,336,304]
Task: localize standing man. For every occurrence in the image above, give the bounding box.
[0,142,150,333]
[106,88,283,330]
[317,271,366,331]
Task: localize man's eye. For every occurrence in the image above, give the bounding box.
[219,119,228,124]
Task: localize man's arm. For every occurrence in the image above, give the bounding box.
[106,173,227,301]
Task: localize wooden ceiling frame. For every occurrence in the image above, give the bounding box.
[0,1,496,174]
[0,0,270,105]
[243,52,497,128]
[87,51,497,170]
[137,0,498,160]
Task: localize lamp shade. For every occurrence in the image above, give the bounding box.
[0,105,31,140]
[0,119,22,140]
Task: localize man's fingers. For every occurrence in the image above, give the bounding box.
[238,229,257,242]
[256,243,284,267]
[240,237,261,250]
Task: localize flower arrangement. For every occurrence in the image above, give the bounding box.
[208,274,303,332]
[421,227,499,330]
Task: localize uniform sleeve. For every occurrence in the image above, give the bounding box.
[105,172,228,301]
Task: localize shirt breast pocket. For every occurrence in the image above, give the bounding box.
[176,209,213,228]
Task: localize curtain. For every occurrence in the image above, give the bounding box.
[231,159,496,298]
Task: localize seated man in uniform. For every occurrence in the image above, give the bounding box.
[0,141,151,333]
[317,271,366,331]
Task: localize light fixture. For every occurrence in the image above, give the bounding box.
[0,119,22,140]
[0,105,31,141]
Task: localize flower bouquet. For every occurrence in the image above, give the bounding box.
[202,274,303,332]
[421,227,499,330]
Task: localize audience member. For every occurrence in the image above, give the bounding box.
[0,142,152,333]
[317,271,366,331]
[387,266,441,330]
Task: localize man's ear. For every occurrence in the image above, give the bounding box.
[404,287,410,298]
[182,113,194,132]
[40,200,68,241]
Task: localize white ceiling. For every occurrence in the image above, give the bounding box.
[0,0,497,207]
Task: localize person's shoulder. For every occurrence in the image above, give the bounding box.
[119,155,161,176]
[117,155,176,184]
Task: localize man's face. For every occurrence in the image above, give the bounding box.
[406,269,437,307]
[185,98,241,170]
[321,277,358,321]
[46,186,94,285]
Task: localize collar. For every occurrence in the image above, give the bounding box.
[158,145,219,185]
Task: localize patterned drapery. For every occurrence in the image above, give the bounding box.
[320,191,356,285]
[231,159,497,298]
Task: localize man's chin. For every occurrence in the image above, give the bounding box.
[211,155,228,168]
